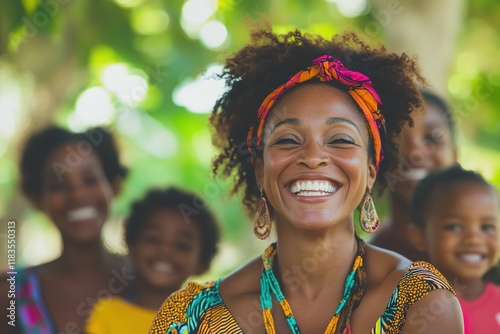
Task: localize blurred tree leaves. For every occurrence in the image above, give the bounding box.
[0,0,499,274]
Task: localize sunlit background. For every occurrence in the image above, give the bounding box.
[0,0,499,281]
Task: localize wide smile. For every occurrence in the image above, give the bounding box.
[288,179,340,197]
[151,260,176,274]
[66,206,99,223]
[456,252,487,265]
[403,168,428,181]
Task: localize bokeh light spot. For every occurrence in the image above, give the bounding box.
[131,6,170,35]
[69,87,115,130]
[327,0,367,18]
[173,64,225,114]
[200,20,228,49]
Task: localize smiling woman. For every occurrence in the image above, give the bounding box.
[149,27,464,334]
[0,126,127,334]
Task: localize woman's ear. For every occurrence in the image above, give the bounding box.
[254,157,264,189]
[407,224,428,252]
[367,161,377,191]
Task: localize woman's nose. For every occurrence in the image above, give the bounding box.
[67,182,88,204]
[296,141,328,169]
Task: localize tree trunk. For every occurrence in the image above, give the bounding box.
[369,0,466,95]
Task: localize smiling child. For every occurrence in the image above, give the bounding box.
[85,187,220,333]
[409,165,500,333]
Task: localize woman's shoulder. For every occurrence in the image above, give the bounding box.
[149,280,221,334]
[364,246,461,333]
[160,280,220,310]
[12,265,46,296]
[366,244,454,301]
[400,263,462,333]
[220,255,262,298]
[399,261,455,297]
[149,256,262,334]
[365,243,413,286]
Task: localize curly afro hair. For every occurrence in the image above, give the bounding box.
[210,27,426,217]
[20,126,127,199]
[410,164,494,228]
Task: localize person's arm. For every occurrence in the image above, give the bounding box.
[402,289,463,334]
[0,275,16,334]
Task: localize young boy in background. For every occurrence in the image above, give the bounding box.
[86,187,220,333]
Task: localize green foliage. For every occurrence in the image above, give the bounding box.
[1,0,499,276]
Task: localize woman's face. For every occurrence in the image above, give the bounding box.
[35,142,117,244]
[255,84,376,233]
[390,102,456,202]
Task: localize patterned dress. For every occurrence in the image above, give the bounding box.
[149,261,455,334]
[15,267,56,334]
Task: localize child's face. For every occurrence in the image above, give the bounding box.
[128,208,205,292]
[35,143,116,244]
[392,104,456,202]
[422,182,500,282]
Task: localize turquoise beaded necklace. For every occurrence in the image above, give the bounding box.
[259,237,365,334]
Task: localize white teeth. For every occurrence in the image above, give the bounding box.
[405,169,428,181]
[290,180,337,195]
[460,254,483,263]
[67,207,99,222]
[297,191,330,197]
[153,262,175,274]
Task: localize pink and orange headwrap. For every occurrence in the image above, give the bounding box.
[246,55,386,170]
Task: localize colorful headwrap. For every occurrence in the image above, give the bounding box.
[246,55,386,170]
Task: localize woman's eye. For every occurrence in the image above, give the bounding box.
[424,135,442,145]
[328,137,355,145]
[84,177,99,185]
[424,129,448,145]
[274,138,299,145]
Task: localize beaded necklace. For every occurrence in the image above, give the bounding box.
[260,237,365,334]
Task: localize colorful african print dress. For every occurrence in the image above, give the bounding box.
[149,261,455,334]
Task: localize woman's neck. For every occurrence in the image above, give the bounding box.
[55,240,119,277]
[273,224,358,299]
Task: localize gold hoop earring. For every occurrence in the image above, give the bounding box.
[254,188,272,239]
[360,192,380,233]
